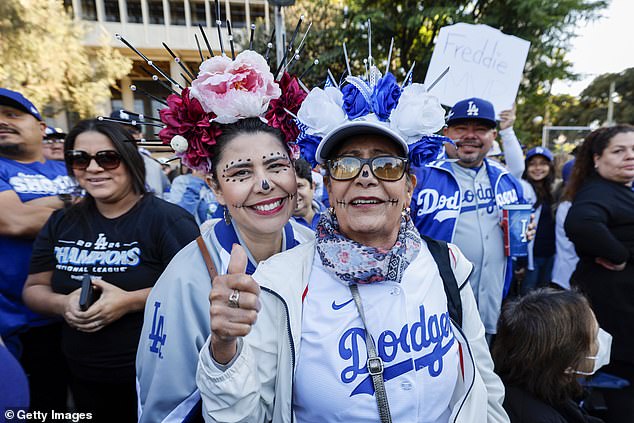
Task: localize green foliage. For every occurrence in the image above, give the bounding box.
[282,0,607,146]
[554,68,634,127]
[0,0,132,118]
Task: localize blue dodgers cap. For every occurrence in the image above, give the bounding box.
[446,97,496,128]
[526,146,554,162]
[45,126,66,139]
[0,88,43,121]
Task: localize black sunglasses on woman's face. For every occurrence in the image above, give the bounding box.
[65,150,122,170]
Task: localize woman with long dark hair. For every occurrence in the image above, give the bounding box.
[521,147,559,294]
[564,124,634,423]
[22,119,199,422]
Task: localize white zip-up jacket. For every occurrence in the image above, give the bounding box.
[196,240,509,423]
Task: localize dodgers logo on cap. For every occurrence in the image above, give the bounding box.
[446,97,496,128]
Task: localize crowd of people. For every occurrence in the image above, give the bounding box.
[1,33,634,423]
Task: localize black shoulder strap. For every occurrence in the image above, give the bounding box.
[421,235,463,328]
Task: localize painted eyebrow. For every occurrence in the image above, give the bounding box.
[263,156,289,165]
[225,162,253,171]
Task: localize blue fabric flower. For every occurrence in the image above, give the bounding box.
[342,84,371,120]
[408,135,453,167]
[372,73,401,121]
[298,135,322,167]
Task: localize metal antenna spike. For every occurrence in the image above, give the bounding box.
[194,34,205,63]
[130,85,169,106]
[197,24,214,58]
[249,23,256,50]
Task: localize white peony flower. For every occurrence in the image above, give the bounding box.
[297,87,347,137]
[389,83,446,144]
[170,135,189,153]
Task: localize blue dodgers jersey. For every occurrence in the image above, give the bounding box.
[0,157,75,337]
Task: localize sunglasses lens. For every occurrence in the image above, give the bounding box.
[95,151,122,170]
[66,151,90,170]
[372,157,406,181]
[329,157,362,180]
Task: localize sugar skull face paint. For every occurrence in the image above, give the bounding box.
[212,132,297,238]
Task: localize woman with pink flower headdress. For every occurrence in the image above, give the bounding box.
[134,47,313,422]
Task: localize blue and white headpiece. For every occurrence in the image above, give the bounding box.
[295,59,451,167]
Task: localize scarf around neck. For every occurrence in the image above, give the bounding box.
[315,211,421,285]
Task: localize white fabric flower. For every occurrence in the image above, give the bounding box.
[389,83,446,144]
[297,87,347,137]
[170,135,188,153]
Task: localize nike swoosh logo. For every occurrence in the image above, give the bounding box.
[332,299,353,310]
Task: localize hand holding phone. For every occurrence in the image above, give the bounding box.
[79,275,97,311]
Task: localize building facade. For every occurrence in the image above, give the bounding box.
[62,0,273,134]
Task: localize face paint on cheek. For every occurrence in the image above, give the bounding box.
[388,198,400,206]
[335,199,347,208]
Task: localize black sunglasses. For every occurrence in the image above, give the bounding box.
[327,156,409,181]
[65,150,122,170]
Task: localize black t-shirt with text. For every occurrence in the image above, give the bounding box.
[30,195,199,381]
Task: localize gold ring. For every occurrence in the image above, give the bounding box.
[228,289,240,308]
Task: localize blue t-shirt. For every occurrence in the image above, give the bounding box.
[0,157,75,339]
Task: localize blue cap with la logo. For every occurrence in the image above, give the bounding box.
[446,97,496,128]
[0,88,43,121]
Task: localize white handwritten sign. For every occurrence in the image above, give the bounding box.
[424,23,530,116]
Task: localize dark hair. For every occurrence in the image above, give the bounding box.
[209,117,288,180]
[64,119,147,197]
[492,288,595,405]
[564,124,634,201]
[522,154,556,207]
[294,158,313,184]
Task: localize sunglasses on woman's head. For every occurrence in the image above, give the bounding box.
[65,150,122,170]
[327,156,409,181]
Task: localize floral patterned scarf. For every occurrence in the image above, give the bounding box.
[315,210,422,285]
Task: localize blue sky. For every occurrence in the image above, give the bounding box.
[552,0,634,95]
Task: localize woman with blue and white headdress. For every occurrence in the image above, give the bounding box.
[197,43,509,423]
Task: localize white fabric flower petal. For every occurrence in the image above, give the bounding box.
[389,83,446,144]
[297,87,347,137]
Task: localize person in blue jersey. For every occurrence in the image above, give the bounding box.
[0,88,76,412]
[411,97,532,340]
[134,47,313,422]
[292,158,323,230]
[22,119,199,422]
[197,68,508,422]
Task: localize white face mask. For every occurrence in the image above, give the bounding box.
[572,328,612,376]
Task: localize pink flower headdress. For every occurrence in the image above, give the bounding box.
[115,16,310,173]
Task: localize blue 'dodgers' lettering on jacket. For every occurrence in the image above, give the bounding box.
[338,305,455,396]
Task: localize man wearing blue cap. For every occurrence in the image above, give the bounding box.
[411,97,530,340]
[42,126,66,161]
[0,88,75,411]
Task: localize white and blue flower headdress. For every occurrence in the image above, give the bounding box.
[294,34,451,167]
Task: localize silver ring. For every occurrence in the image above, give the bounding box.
[228,289,240,308]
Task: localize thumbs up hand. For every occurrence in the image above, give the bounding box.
[209,244,261,364]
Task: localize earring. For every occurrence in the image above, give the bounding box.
[401,206,411,220]
[223,205,232,225]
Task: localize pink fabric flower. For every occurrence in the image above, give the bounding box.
[190,50,281,124]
